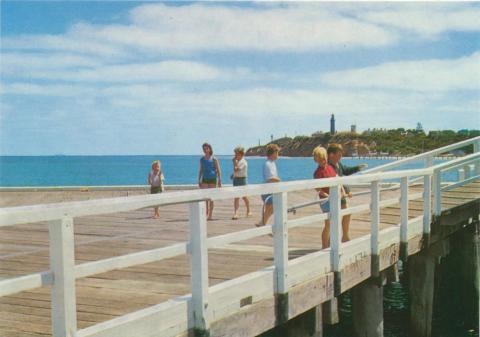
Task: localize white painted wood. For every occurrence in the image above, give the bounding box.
[433,170,442,216]
[273,192,289,294]
[76,297,189,337]
[288,250,331,287]
[207,225,272,249]
[433,152,480,171]
[474,140,480,176]
[371,181,380,257]
[330,185,342,272]
[75,242,188,279]
[408,218,424,239]
[209,266,275,322]
[287,213,329,229]
[189,201,210,331]
[442,175,480,192]
[423,175,432,234]
[458,168,466,181]
[378,226,401,250]
[425,156,433,168]
[469,164,475,176]
[0,168,435,227]
[400,177,409,244]
[49,217,77,337]
[340,236,371,269]
[0,271,53,297]
[464,165,471,179]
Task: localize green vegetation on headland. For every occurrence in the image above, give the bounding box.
[246,129,480,157]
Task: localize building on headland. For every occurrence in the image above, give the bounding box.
[351,124,357,133]
[416,122,424,133]
[330,114,336,134]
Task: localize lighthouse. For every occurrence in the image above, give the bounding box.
[330,114,336,134]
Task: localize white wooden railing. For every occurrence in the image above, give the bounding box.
[0,142,479,337]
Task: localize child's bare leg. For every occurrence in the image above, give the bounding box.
[322,220,330,248]
[232,198,240,219]
[208,200,214,220]
[341,204,351,242]
[257,203,273,226]
[243,197,251,216]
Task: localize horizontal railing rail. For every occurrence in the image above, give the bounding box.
[0,168,433,227]
[1,141,479,337]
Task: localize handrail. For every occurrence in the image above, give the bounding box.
[361,136,480,174]
[0,167,433,227]
[432,152,480,172]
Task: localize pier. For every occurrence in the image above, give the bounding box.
[0,137,479,337]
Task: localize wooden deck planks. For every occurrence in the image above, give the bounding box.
[0,182,478,336]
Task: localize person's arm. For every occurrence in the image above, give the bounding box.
[147,172,153,185]
[214,158,222,187]
[341,162,362,176]
[233,158,239,172]
[198,159,203,186]
[268,177,281,183]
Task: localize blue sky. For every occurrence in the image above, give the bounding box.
[1,2,479,155]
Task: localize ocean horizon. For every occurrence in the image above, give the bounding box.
[0,155,456,187]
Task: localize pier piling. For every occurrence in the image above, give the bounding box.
[407,252,436,337]
[352,278,384,337]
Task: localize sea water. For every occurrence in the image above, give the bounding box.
[0,155,456,187]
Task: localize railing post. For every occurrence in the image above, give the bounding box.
[330,185,342,295]
[474,140,480,176]
[400,177,409,262]
[189,202,210,337]
[463,164,471,179]
[433,169,442,217]
[273,192,289,324]
[423,174,432,247]
[48,217,77,337]
[425,156,433,168]
[370,181,380,278]
[458,168,466,181]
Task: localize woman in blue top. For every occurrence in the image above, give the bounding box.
[198,142,222,220]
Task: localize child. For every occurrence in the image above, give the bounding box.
[198,142,222,220]
[327,143,367,242]
[312,146,346,248]
[256,144,281,227]
[231,146,251,219]
[148,160,165,219]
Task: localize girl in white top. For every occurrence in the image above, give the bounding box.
[148,160,165,219]
[231,146,251,219]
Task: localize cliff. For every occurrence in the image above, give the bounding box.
[246,129,480,157]
[246,133,372,157]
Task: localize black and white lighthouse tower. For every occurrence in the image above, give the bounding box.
[330,114,336,134]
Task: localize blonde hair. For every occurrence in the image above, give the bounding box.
[151,160,161,169]
[266,144,280,156]
[234,146,245,154]
[312,146,327,161]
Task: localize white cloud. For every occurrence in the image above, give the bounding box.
[1,53,102,77]
[3,3,396,56]
[2,33,127,58]
[356,3,480,37]
[0,83,95,97]
[322,52,480,92]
